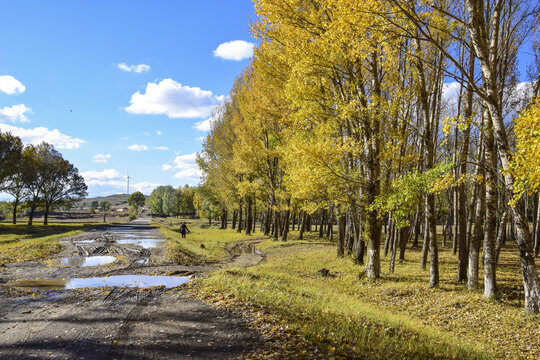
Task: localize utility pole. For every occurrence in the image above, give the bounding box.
[126,172,133,195]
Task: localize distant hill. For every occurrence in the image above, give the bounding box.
[77,194,149,209]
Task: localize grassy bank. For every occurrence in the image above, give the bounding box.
[185,226,540,359]
[153,217,262,263]
[0,223,101,264]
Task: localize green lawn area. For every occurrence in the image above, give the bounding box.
[153,217,263,263]
[0,223,101,264]
[177,222,540,359]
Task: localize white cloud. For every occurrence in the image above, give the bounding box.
[171,152,201,181]
[162,152,201,181]
[81,169,123,183]
[0,123,84,149]
[117,62,151,73]
[0,104,32,123]
[92,153,111,163]
[125,79,225,119]
[194,118,212,132]
[213,40,255,61]
[174,167,202,180]
[81,168,161,196]
[0,75,25,94]
[131,182,163,195]
[153,146,169,150]
[156,130,162,135]
[128,144,148,151]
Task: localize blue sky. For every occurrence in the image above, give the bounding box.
[0,0,256,197]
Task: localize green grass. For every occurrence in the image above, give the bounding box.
[153,217,263,263]
[187,226,540,359]
[0,223,102,264]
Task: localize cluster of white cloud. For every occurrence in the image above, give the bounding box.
[80,168,162,196]
[117,62,151,73]
[0,123,84,149]
[127,144,169,151]
[92,153,111,163]
[0,75,26,94]
[0,104,32,123]
[213,40,254,61]
[125,79,225,119]
[161,152,201,182]
[128,144,148,151]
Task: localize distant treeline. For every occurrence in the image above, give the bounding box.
[149,185,196,217]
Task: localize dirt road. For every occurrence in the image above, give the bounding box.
[0,218,262,360]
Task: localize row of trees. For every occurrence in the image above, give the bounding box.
[0,131,87,225]
[148,185,196,217]
[197,0,540,312]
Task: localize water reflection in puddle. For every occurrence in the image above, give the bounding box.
[60,256,116,267]
[10,275,190,289]
[113,233,138,238]
[117,239,164,249]
[232,244,263,256]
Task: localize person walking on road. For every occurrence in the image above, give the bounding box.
[179,222,190,239]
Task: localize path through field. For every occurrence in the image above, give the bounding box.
[0,218,261,360]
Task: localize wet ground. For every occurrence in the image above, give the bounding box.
[0,218,264,359]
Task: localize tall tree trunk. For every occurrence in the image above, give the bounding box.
[412,204,421,247]
[237,204,243,233]
[399,225,409,262]
[457,51,475,282]
[420,223,430,270]
[483,118,498,299]
[44,204,50,225]
[274,209,279,240]
[232,210,237,230]
[535,200,540,257]
[245,197,252,235]
[495,208,509,265]
[12,201,19,225]
[327,204,334,240]
[282,200,290,241]
[384,216,394,257]
[28,204,37,226]
[265,208,272,235]
[468,167,486,289]
[221,208,227,229]
[319,209,325,238]
[337,215,346,257]
[298,211,306,240]
[352,209,363,264]
[465,0,540,312]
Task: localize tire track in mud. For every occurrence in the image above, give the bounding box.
[105,288,161,360]
[0,219,262,359]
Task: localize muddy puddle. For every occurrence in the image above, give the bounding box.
[116,239,164,248]
[232,244,263,256]
[9,275,190,289]
[60,255,116,267]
